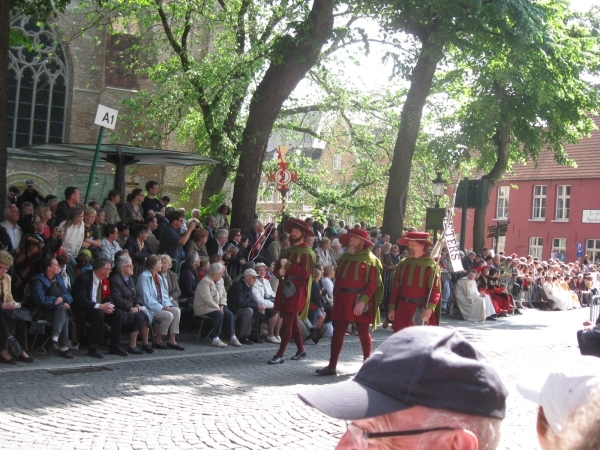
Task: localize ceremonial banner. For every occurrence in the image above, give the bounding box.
[443,213,464,272]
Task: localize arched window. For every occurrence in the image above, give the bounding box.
[8,16,69,149]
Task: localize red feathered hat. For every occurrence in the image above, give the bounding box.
[284,218,315,237]
[397,231,433,249]
[339,228,374,248]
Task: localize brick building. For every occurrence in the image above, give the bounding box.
[453,115,600,262]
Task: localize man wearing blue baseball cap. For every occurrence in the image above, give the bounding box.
[299,327,507,449]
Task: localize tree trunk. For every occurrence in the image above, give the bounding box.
[381,40,442,242]
[200,163,229,207]
[472,120,512,253]
[0,0,10,213]
[230,0,334,233]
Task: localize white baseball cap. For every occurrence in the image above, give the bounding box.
[517,356,600,434]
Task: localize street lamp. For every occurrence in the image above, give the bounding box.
[432,172,448,208]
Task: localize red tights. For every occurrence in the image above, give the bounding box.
[276,312,305,357]
[328,320,371,369]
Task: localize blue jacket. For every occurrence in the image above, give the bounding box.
[136,270,173,322]
[29,273,73,309]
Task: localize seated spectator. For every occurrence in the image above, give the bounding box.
[455,269,497,321]
[252,262,281,344]
[266,230,285,263]
[88,201,100,210]
[58,208,85,262]
[136,255,184,350]
[124,224,154,278]
[35,204,53,238]
[194,263,241,348]
[81,206,102,259]
[109,256,153,354]
[159,254,181,307]
[71,257,126,359]
[216,205,230,229]
[102,190,121,225]
[0,250,34,364]
[94,208,106,236]
[144,215,160,254]
[306,268,329,345]
[116,221,130,248]
[543,276,571,311]
[314,237,336,268]
[29,257,74,359]
[207,228,232,259]
[55,186,80,227]
[227,268,265,345]
[179,251,201,304]
[55,248,75,289]
[462,251,477,271]
[299,327,507,450]
[184,227,209,259]
[517,356,600,450]
[160,211,196,266]
[1,204,21,251]
[198,257,210,280]
[100,223,122,263]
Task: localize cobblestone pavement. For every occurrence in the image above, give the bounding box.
[0,307,590,449]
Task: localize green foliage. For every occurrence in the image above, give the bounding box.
[199,191,228,221]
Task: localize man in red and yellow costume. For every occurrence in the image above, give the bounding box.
[388,231,441,332]
[316,229,383,376]
[268,218,316,365]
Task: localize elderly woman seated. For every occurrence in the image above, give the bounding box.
[159,254,181,307]
[29,256,74,359]
[0,250,34,364]
[194,263,241,348]
[136,255,184,350]
[109,255,154,354]
[179,251,200,304]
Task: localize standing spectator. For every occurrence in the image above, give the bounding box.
[247,219,264,252]
[16,180,44,208]
[29,257,74,359]
[216,205,230,229]
[55,186,80,227]
[160,211,196,266]
[314,237,336,268]
[204,215,217,238]
[7,186,19,205]
[71,257,126,358]
[120,188,145,224]
[136,255,184,350]
[144,215,160,254]
[1,205,21,251]
[323,219,337,239]
[100,224,121,263]
[102,190,121,225]
[142,180,161,218]
[225,228,247,280]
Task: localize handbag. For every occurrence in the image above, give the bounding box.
[0,306,32,323]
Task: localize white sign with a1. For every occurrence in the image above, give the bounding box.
[94,104,119,130]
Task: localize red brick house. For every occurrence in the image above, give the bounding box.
[453,116,600,263]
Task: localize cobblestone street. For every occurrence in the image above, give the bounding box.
[0,307,590,449]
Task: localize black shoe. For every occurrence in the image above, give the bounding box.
[167,343,185,351]
[109,346,128,357]
[155,342,168,350]
[239,337,253,345]
[485,316,497,321]
[20,355,35,363]
[128,347,144,355]
[59,350,74,359]
[141,345,154,354]
[0,353,17,365]
[251,337,264,344]
[87,348,104,359]
[268,355,285,365]
[291,351,306,361]
[315,367,337,376]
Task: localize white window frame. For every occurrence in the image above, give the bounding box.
[555,185,570,220]
[552,238,566,261]
[496,186,509,219]
[532,185,547,219]
[529,237,543,259]
[586,239,600,264]
[333,154,342,170]
[493,236,506,254]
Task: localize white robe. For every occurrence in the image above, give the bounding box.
[455,278,496,321]
[542,282,571,311]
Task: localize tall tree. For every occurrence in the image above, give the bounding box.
[1,0,71,212]
[363,0,549,241]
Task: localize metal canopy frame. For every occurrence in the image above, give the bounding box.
[18,143,219,195]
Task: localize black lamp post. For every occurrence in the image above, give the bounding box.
[432,172,448,208]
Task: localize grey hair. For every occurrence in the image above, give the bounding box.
[208,263,224,275]
[185,251,200,266]
[215,228,228,239]
[191,208,200,217]
[4,205,16,219]
[250,219,261,230]
[116,255,132,270]
[331,238,341,247]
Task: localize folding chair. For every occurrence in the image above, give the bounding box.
[29,319,53,353]
[194,314,214,341]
